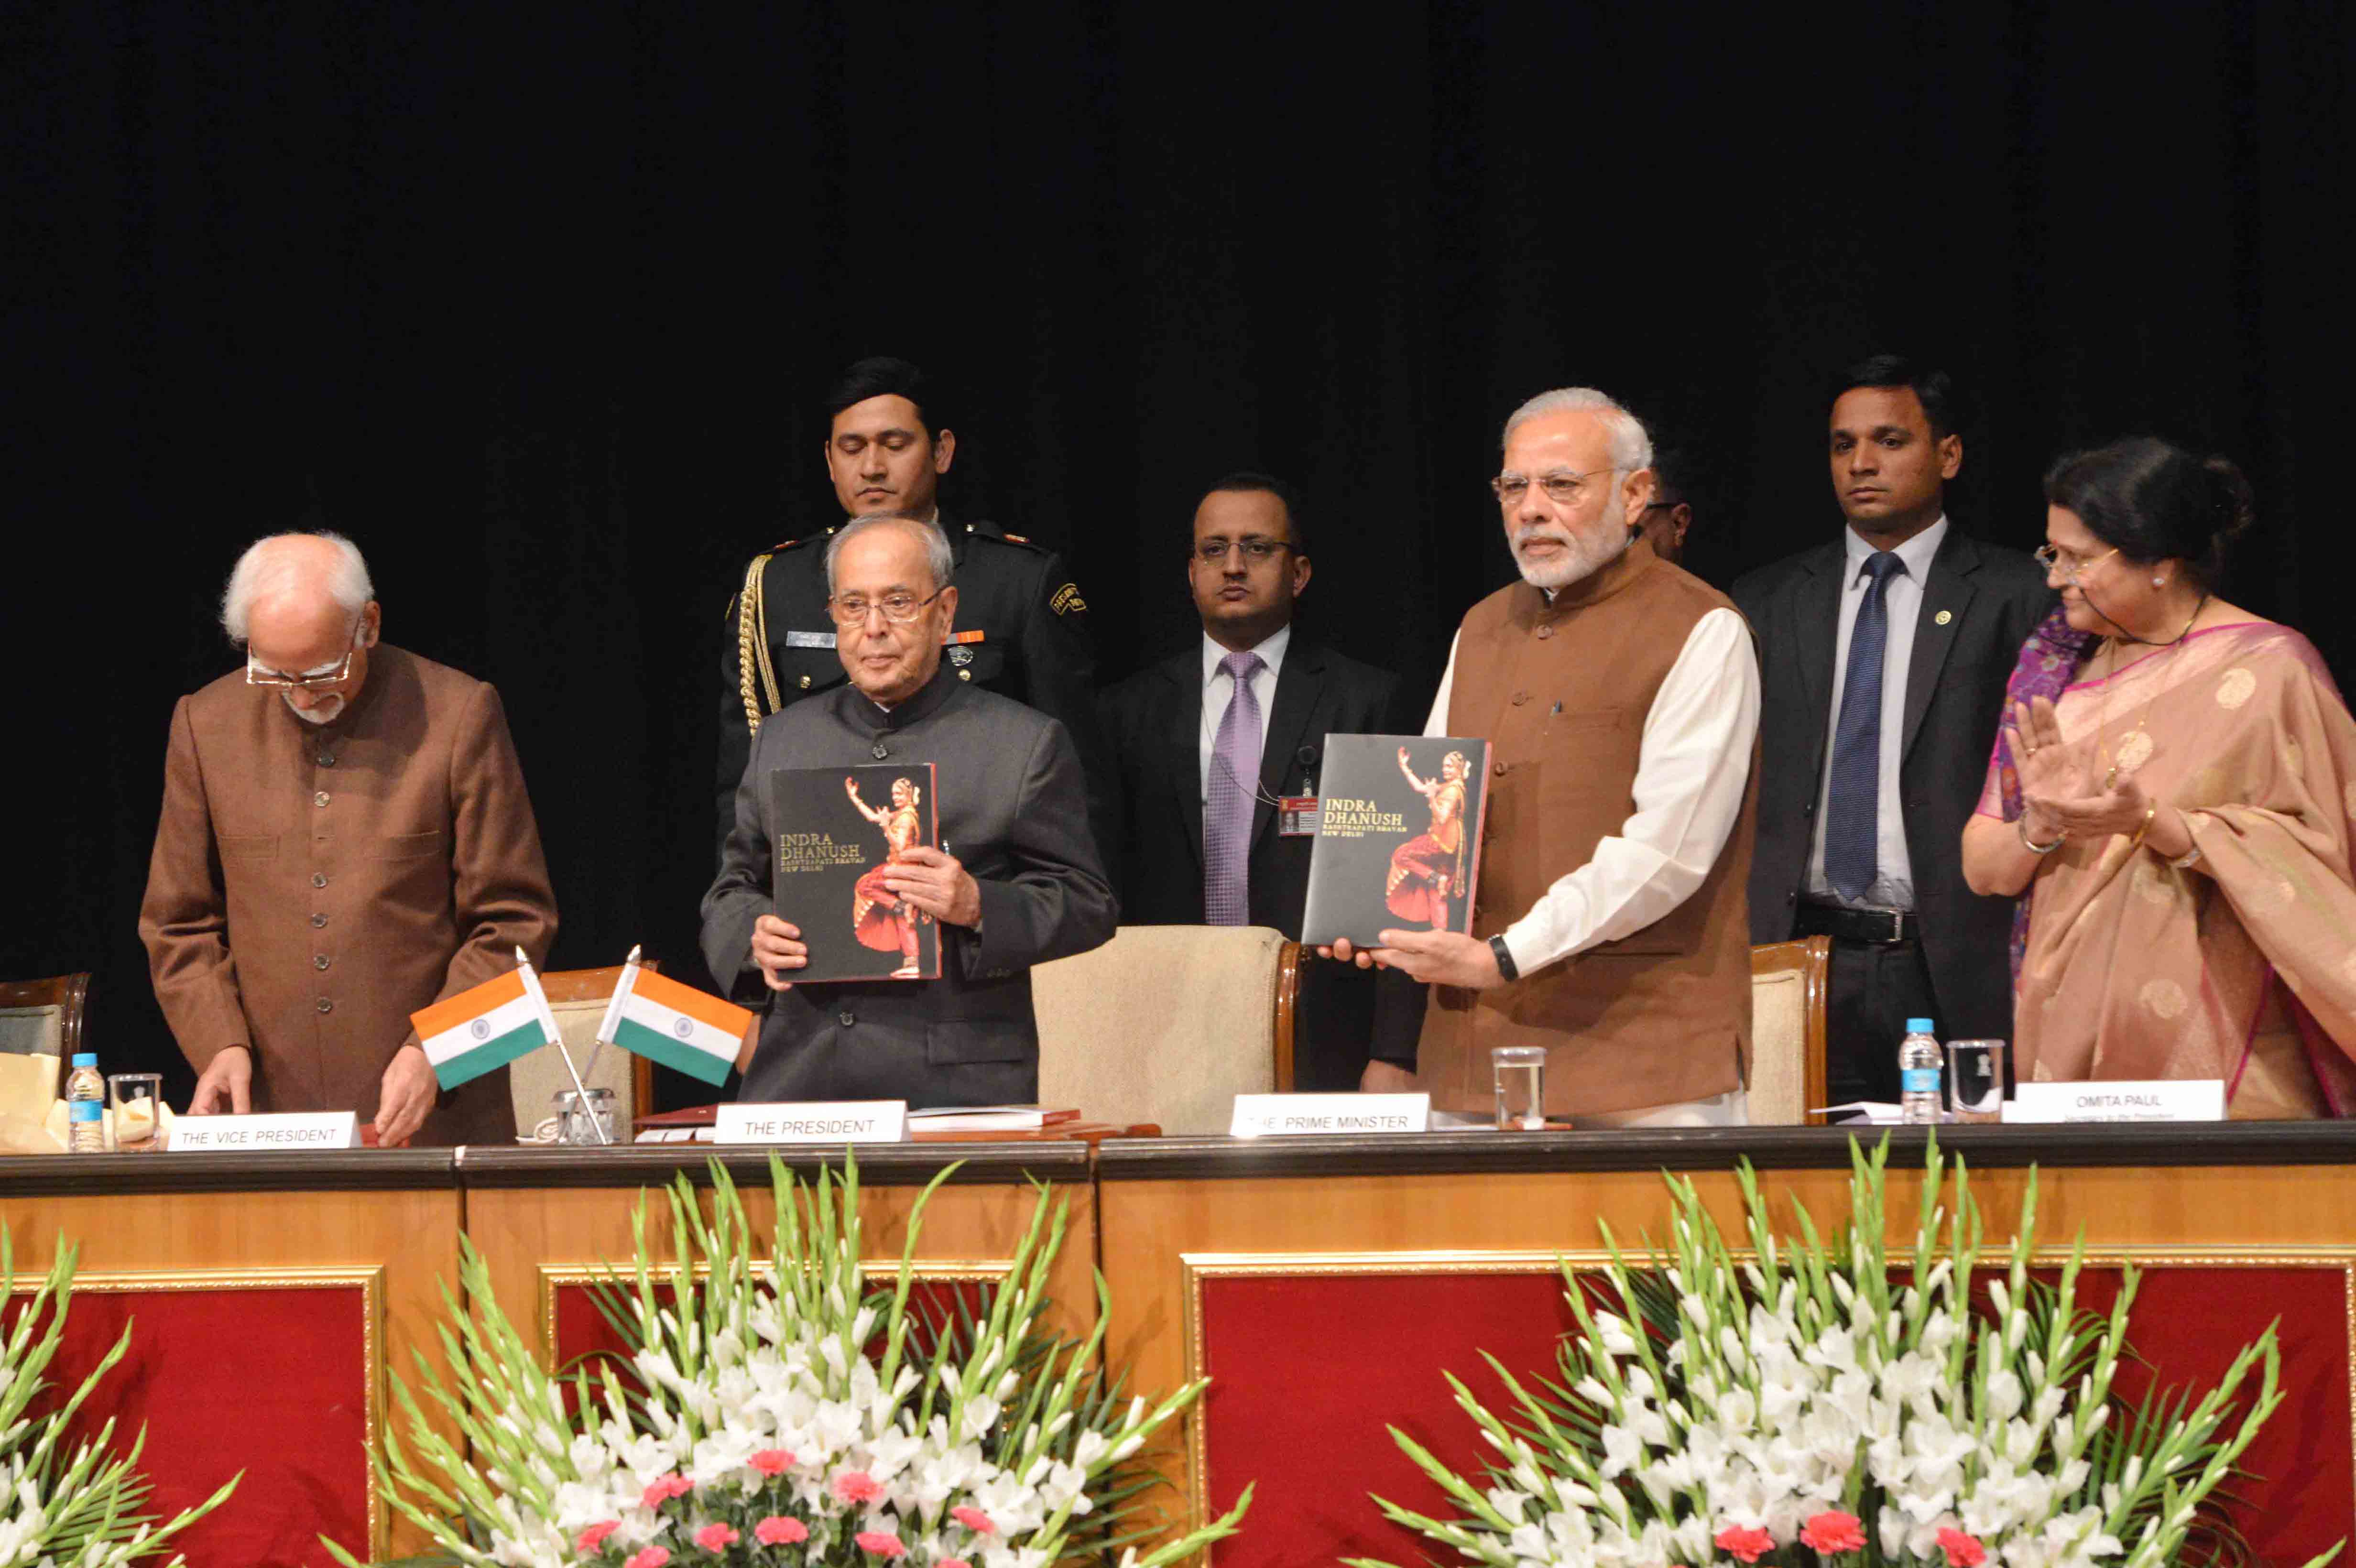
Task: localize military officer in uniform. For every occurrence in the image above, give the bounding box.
[718,356,1115,859]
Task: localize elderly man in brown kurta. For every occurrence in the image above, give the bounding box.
[1336,389,1761,1124]
[139,532,557,1145]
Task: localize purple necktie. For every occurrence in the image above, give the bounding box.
[1205,650,1265,925]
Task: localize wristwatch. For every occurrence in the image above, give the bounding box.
[1487,933,1520,983]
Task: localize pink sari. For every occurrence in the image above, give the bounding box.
[1975,622,2356,1118]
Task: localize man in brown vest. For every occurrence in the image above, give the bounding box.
[139,532,558,1144]
[1342,389,1760,1124]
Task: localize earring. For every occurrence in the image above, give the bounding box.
[2152,576,2165,588]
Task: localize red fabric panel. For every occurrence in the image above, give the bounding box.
[4,1284,371,1568]
[1198,1265,2351,1568]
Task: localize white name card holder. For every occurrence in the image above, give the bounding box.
[173,1111,360,1151]
[1230,1092,1430,1138]
[715,1101,909,1145]
[2002,1079,2225,1124]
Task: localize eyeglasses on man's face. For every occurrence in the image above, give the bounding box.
[827,587,947,627]
[1192,538,1294,565]
[246,621,364,689]
[1491,468,1616,507]
[2033,542,2120,584]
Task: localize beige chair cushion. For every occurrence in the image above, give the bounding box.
[507,997,639,1137]
[0,1004,65,1060]
[1033,925,1285,1134]
[1747,967,1807,1126]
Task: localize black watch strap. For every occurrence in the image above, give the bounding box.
[1487,933,1520,982]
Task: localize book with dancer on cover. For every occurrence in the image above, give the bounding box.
[768,762,941,982]
[1299,735,1492,948]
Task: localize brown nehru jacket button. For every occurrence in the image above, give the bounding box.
[312,872,329,888]
[1511,691,1529,705]
[314,954,331,970]
[315,791,331,807]
[311,913,327,928]
[317,753,336,767]
[1535,625,1554,640]
[1493,761,1508,776]
[316,997,333,1014]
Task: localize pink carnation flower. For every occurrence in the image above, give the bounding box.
[1939,1527,1988,1568]
[832,1470,884,1505]
[949,1505,997,1535]
[749,1448,794,1476]
[754,1515,809,1546]
[1801,1512,1867,1553]
[940,1560,972,1568]
[1715,1524,1776,1564]
[693,1523,739,1551]
[853,1531,907,1558]
[575,1520,620,1552]
[623,1550,670,1568]
[640,1473,694,1509]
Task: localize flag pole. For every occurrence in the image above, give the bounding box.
[522,944,611,1146]
[582,942,640,1089]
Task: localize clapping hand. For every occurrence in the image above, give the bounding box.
[2011,695,2150,841]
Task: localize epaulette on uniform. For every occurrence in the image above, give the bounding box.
[968,524,1049,555]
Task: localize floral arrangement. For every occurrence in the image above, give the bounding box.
[1,1227,239,1567]
[1351,1137,2340,1568]
[334,1154,1247,1568]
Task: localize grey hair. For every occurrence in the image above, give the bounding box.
[1501,388,1654,474]
[824,511,955,596]
[218,531,375,646]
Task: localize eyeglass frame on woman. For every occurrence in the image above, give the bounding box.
[826,586,949,627]
[1491,467,1619,506]
[245,618,365,689]
[2032,541,2120,584]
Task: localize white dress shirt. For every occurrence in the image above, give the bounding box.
[1200,625,1291,803]
[1803,517,1947,910]
[1423,606,1760,977]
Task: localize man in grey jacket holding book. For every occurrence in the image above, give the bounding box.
[702,512,1118,1107]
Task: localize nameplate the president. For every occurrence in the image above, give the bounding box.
[173,1111,360,1151]
[1231,1093,1430,1138]
[716,1101,909,1144]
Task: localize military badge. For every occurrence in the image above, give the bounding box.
[1050,582,1087,616]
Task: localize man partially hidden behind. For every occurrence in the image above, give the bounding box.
[1342,389,1761,1126]
[718,356,1114,860]
[139,533,558,1144]
[1100,473,1411,1090]
[704,513,1116,1105]
[1733,357,2051,1105]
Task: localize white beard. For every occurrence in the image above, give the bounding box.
[1512,495,1632,590]
[283,693,344,725]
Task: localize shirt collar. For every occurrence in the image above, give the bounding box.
[860,661,961,731]
[1201,623,1292,688]
[1843,514,1948,583]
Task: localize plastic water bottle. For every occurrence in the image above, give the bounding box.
[1898,1018,1942,1125]
[66,1052,107,1153]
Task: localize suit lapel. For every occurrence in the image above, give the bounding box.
[1252,642,1324,853]
[1157,652,1206,875]
[1901,532,1979,760]
[1794,541,1845,754]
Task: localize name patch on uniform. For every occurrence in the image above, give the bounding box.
[1049,583,1087,616]
[785,630,838,649]
[1279,795,1320,836]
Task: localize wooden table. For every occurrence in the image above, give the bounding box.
[1097,1124,2356,1568]
[0,1150,461,1565]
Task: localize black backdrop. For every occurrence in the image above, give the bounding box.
[5,4,2344,1104]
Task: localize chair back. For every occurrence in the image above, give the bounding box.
[507,964,659,1137]
[1033,926,1299,1133]
[0,972,89,1102]
[1747,937,1831,1125]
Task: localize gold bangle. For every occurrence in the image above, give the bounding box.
[2018,814,2065,855]
[2129,802,2158,850]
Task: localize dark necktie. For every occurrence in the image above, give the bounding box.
[1825,551,1905,900]
[1204,651,1265,925]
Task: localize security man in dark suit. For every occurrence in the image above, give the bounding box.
[1100,473,1418,1091]
[719,356,1113,860]
[1733,357,2053,1104]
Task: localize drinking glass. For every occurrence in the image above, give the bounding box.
[1946,1040,2007,1123]
[1492,1046,1547,1131]
[555,1088,619,1146]
[108,1074,165,1153]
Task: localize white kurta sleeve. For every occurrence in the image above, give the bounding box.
[1424,629,1460,737]
[1497,607,1759,975]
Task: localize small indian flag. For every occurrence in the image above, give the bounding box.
[598,961,752,1087]
[411,964,560,1089]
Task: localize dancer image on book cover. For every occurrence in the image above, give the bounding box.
[1385,746,1468,928]
[846,775,929,978]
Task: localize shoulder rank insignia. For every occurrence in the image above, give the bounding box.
[1049,582,1087,616]
[1002,531,1029,543]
